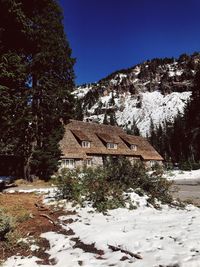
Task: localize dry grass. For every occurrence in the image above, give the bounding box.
[14,178,54,188]
[0,192,67,263]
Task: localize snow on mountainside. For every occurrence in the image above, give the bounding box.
[74,53,200,136]
[85,91,191,136]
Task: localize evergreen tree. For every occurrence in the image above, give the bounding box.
[0,0,31,160]
[74,98,84,120]
[131,119,140,136]
[108,92,115,106]
[154,124,163,156]
[171,113,187,162]
[109,112,117,126]
[184,68,200,161]
[0,0,75,180]
[149,118,157,147]
[103,112,109,125]
[28,0,75,180]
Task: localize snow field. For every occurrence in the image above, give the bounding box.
[166,169,200,181]
[4,191,200,267]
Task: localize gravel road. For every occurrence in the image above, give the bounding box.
[172,179,200,205]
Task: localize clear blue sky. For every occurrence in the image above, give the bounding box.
[59,0,200,85]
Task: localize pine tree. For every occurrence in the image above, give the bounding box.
[149,118,157,147]
[131,119,140,136]
[109,92,115,106]
[103,112,109,125]
[0,0,75,180]
[27,0,75,180]
[74,98,84,120]
[154,124,163,156]
[0,53,29,155]
[110,112,117,126]
[184,68,200,161]
[171,113,187,162]
[0,0,31,159]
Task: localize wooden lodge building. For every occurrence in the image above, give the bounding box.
[59,120,163,169]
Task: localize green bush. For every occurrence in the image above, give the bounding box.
[180,161,200,171]
[55,157,173,212]
[0,209,14,240]
[55,168,83,204]
[145,174,173,205]
[192,162,200,170]
[180,161,192,171]
[83,167,126,211]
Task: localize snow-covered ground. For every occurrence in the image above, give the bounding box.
[5,187,56,194]
[4,191,200,267]
[165,169,200,181]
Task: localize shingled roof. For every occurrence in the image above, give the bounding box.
[59,120,163,161]
[71,129,91,142]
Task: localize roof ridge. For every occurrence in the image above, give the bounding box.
[69,119,124,131]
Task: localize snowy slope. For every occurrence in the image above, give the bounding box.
[86,90,191,136]
[74,53,200,136]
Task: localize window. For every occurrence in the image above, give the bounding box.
[107,143,117,149]
[86,159,92,166]
[130,144,137,151]
[82,141,91,148]
[62,159,75,169]
[150,160,155,167]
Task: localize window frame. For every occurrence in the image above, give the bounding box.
[82,141,91,148]
[62,159,75,169]
[130,144,137,151]
[107,143,117,149]
[86,159,93,166]
[150,160,155,167]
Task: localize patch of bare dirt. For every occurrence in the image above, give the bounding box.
[0,192,75,263]
[71,237,104,256]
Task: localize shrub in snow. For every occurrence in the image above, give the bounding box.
[81,166,126,211]
[55,167,126,211]
[105,157,173,205]
[55,157,174,212]
[55,168,83,203]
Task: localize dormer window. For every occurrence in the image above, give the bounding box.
[130,144,137,151]
[82,141,91,148]
[120,135,139,152]
[107,143,117,149]
[96,133,118,149]
[71,130,91,148]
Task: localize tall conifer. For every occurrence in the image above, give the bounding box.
[0,0,75,180]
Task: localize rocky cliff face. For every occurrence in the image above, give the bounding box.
[74,53,200,136]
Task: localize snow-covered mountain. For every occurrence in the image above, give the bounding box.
[74,53,200,136]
